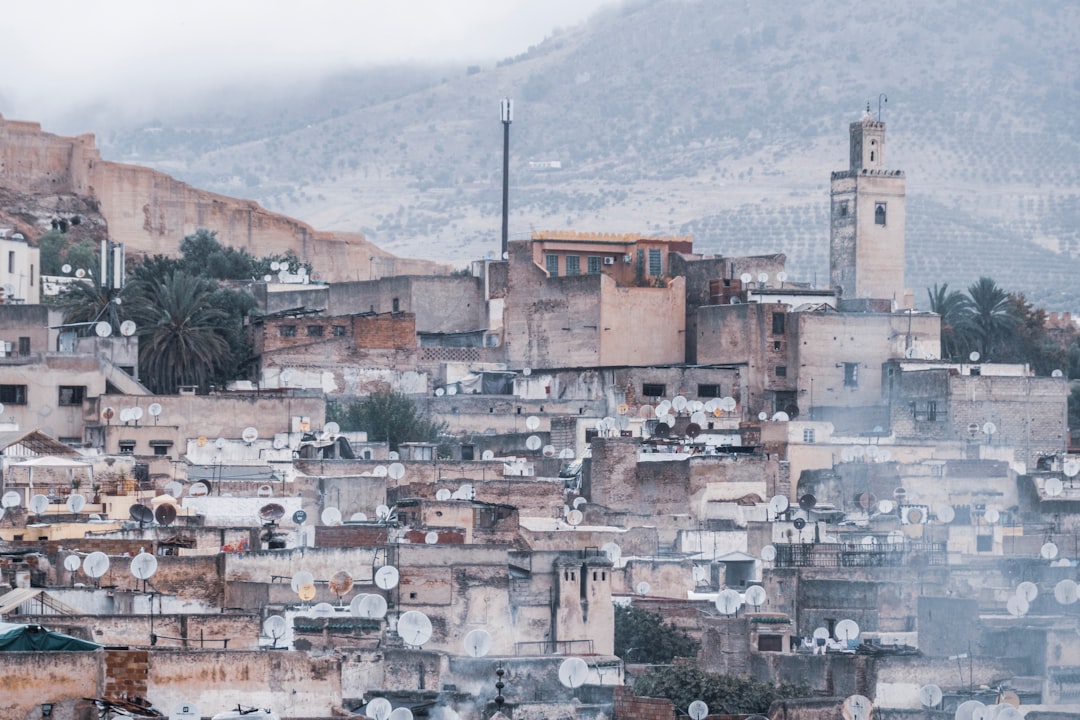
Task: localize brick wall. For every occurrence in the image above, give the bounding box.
[104,648,149,702]
[614,685,676,719]
[353,313,417,349]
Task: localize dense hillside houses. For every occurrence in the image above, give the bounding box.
[0,112,1076,720]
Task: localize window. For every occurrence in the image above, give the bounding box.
[758,635,784,652]
[648,248,663,276]
[18,337,29,356]
[153,445,170,456]
[118,440,136,454]
[332,325,347,337]
[976,534,993,552]
[642,383,666,397]
[0,385,27,404]
[566,255,580,276]
[773,340,783,351]
[838,200,849,217]
[7,251,13,273]
[461,445,475,461]
[546,254,559,276]
[279,325,297,338]
[844,362,859,387]
[30,264,34,287]
[775,366,787,377]
[392,297,400,312]
[772,312,785,335]
[697,384,720,398]
[58,386,85,406]
[926,401,937,421]
[875,203,886,225]
[587,256,602,274]
[306,325,324,337]
[803,428,816,443]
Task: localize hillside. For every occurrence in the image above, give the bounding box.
[90,0,1080,310]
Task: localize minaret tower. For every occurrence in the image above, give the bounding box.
[829,105,906,306]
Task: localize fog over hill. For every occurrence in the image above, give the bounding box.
[87,0,1080,310]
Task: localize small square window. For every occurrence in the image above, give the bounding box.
[279,325,297,338]
[775,366,787,377]
[306,325,324,337]
[332,325,347,337]
[803,428,815,443]
[976,534,993,552]
[844,362,859,387]
[0,385,27,405]
[838,200,849,217]
[58,386,85,406]
[566,255,581,276]
[118,441,136,454]
[153,445,170,456]
[642,383,666,397]
[587,256,602,274]
[697,384,720,398]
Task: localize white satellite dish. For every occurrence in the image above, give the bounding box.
[63,555,81,572]
[1006,595,1029,617]
[777,271,788,283]
[434,387,445,396]
[813,627,830,641]
[1045,477,1064,497]
[375,565,399,590]
[365,698,392,720]
[435,489,452,501]
[919,684,943,708]
[388,709,413,720]
[349,512,368,522]
[148,403,163,417]
[982,422,997,436]
[672,395,688,412]
[936,505,955,523]
[83,551,110,579]
[130,552,158,580]
[842,695,873,720]
[566,509,583,526]
[120,320,137,337]
[525,415,540,430]
[1064,459,1080,477]
[1,491,20,508]
[241,427,259,444]
[558,657,589,689]
[163,481,183,498]
[690,411,707,426]
[1016,581,1038,602]
[692,566,709,585]
[688,701,709,720]
[559,448,575,459]
[425,531,439,544]
[768,495,789,516]
[758,412,768,421]
[1054,579,1079,605]
[757,272,769,285]
[463,629,493,657]
[388,463,406,480]
[954,700,986,720]
[878,499,895,514]
[761,545,777,562]
[1041,541,1059,560]
[375,504,391,520]
[572,496,587,509]
[310,602,336,616]
[481,450,495,461]
[273,436,287,450]
[360,594,388,619]
[29,494,49,515]
[61,263,72,274]
[119,408,133,423]
[290,571,315,594]
[636,581,650,596]
[720,396,737,412]
[262,615,287,644]
[740,273,752,284]
[771,411,789,422]
[526,435,542,451]
[66,494,86,514]
[656,400,672,416]
[324,421,340,436]
[215,437,227,449]
[602,542,622,563]
[984,509,1000,524]
[522,367,532,376]
[397,610,433,646]
[321,507,342,526]
[745,585,768,608]
[373,465,388,477]
[270,261,281,271]
[95,321,112,337]
[834,619,860,642]
[715,588,742,615]
[189,482,209,497]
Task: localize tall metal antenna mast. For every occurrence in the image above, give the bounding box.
[878,93,888,122]
[500,98,513,261]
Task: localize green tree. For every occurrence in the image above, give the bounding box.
[965,276,1017,361]
[926,282,971,361]
[56,270,127,330]
[614,604,700,664]
[328,391,447,451]
[631,663,809,714]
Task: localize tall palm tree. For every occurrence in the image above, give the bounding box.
[127,271,232,394]
[965,276,1017,361]
[926,283,972,361]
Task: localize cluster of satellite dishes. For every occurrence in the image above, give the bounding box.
[263,261,311,285]
[435,484,475,502]
[100,403,161,426]
[951,698,1022,720]
[362,697,415,720]
[641,395,741,439]
[91,319,138,339]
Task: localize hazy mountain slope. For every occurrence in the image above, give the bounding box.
[96,0,1080,309]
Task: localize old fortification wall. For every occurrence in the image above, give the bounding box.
[0,114,443,282]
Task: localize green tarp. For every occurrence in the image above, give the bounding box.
[0,622,101,651]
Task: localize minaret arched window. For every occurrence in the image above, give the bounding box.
[875,203,887,226]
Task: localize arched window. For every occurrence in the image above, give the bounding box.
[875,203,887,226]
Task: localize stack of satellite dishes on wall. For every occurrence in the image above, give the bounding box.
[1007,581,1037,617]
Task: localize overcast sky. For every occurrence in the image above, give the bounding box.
[2,0,615,130]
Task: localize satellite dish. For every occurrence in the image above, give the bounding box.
[321,507,342,526]
[259,503,285,523]
[858,492,877,510]
[28,494,49,515]
[120,320,137,337]
[373,465,388,477]
[559,448,575,459]
[102,407,115,421]
[375,504,391,520]
[360,594,388,619]
[297,584,317,602]
[772,411,789,422]
[558,657,589,689]
[526,435,542,451]
[656,400,672,416]
[425,531,439,544]
[936,505,955,523]
[324,421,340,436]
[130,552,158,580]
[1006,595,1029,617]
[1041,541,1059,560]
[434,387,445,397]
[685,423,702,438]
[842,695,873,720]
[636,581,650,596]
[983,422,997,436]
[290,571,315,594]
[757,272,769,285]
[262,615,287,643]
[572,496,587,509]
[720,396,737,412]
[189,482,209,497]
[715,588,743,615]
[446,386,457,396]
[270,261,281,271]
[566,509,584,526]
[878,499,895,514]
[375,565,400,590]
[215,437,227,449]
[768,495,789,516]
[969,351,981,362]
[66,494,86,514]
[481,450,495,461]
[435,489,452,501]
[257,484,274,498]
[95,321,112,337]
[119,408,133,423]
[761,545,777,562]
[1,491,19,508]
[812,627,830,641]
[1054,578,1079,604]
[388,463,406,480]
[329,570,354,597]
[919,684,943,708]
[602,542,622,563]
[692,566,709,585]
[1016,581,1038,602]
[688,701,709,720]
[463,629,493,657]
[745,585,768,608]
[61,264,72,273]
[388,709,413,720]
[793,518,807,530]
[1065,459,1080,477]
[397,610,433,646]
[155,504,177,526]
[777,271,788,283]
[292,509,308,525]
[525,415,540,430]
[273,436,287,450]
[740,273,752,284]
[954,700,986,720]
[83,551,110,579]
[242,427,259,444]
[163,480,182,497]
[798,494,817,510]
[1045,477,1064,497]
[834,619,860,642]
[350,512,368,522]
[984,508,1000,524]
[365,698,393,720]
[63,555,82,572]
[672,395,688,412]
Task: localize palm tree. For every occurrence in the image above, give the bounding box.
[926,283,972,361]
[965,277,1017,361]
[127,271,232,394]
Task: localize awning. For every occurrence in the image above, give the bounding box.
[0,622,101,651]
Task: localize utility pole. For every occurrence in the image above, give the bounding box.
[500,98,513,260]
